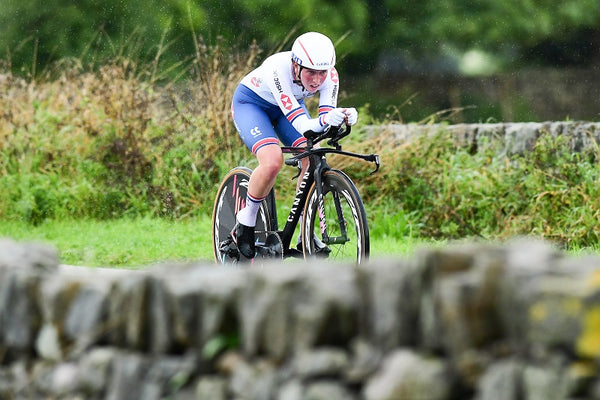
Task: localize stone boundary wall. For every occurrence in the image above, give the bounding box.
[1,238,600,400]
[365,121,600,156]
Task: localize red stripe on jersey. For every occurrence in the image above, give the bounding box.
[318,105,334,116]
[286,108,305,123]
[252,137,279,154]
[292,137,307,148]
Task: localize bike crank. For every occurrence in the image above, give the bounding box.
[219,231,284,264]
[255,232,284,261]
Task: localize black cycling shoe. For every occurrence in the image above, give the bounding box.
[231,222,255,259]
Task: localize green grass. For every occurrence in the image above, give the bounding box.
[0,216,213,268]
[0,216,425,268]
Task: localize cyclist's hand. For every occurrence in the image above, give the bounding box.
[323,108,346,126]
[345,107,358,125]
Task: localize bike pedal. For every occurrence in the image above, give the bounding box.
[286,248,304,259]
[219,238,240,261]
[255,244,272,258]
[315,246,331,258]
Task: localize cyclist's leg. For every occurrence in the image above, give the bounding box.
[231,86,283,257]
[274,100,308,148]
[274,105,309,186]
[273,109,327,251]
[212,167,272,264]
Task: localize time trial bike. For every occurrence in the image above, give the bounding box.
[211,124,380,265]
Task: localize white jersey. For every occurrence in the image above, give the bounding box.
[240,51,339,134]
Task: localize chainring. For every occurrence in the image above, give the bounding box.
[218,231,283,264]
[255,232,284,260]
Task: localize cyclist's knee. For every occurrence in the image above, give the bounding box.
[256,145,283,176]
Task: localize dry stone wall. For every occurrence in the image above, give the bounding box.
[1,238,600,400]
[365,121,600,156]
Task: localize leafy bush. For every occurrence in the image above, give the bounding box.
[0,39,259,221]
[344,125,600,249]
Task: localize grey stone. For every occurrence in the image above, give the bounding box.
[239,263,303,358]
[0,361,29,397]
[434,248,504,356]
[35,323,63,361]
[571,122,599,152]
[363,349,452,400]
[107,273,175,353]
[474,123,505,151]
[145,353,197,395]
[344,339,382,382]
[228,358,278,400]
[476,359,523,400]
[38,270,113,358]
[106,274,146,347]
[105,352,147,400]
[522,365,568,400]
[195,376,227,400]
[34,362,81,396]
[163,268,203,349]
[291,263,359,352]
[277,379,303,400]
[292,347,349,379]
[497,240,563,348]
[164,264,245,352]
[364,122,600,156]
[524,274,588,351]
[78,347,116,393]
[356,258,420,351]
[304,381,357,400]
[146,276,174,354]
[64,281,110,344]
[503,122,542,155]
[0,239,59,273]
[0,267,40,352]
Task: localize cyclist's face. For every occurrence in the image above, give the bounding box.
[300,67,328,93]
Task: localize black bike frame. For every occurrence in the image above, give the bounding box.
[268,141,379,256]
[268,149,320,252]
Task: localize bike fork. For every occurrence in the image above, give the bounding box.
[314,162,349,245]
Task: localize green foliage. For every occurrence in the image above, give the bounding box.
[0,39,255,221]
[202,334,240,360]
[0,0,369,77]
[429,0,600,49]
[2,0,599,77]
[348,125,600,249]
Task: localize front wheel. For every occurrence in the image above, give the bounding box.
[211,167,273,264]
[302,170,370,264]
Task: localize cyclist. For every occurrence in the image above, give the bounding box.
[230,31,359,259]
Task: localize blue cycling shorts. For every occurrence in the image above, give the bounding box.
[231,84,307,154]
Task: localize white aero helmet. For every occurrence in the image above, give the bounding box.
[291,32,336,70]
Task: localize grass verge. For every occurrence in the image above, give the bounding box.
[0,216,426,268]
[0,216,212,268]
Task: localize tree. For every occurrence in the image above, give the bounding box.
[1,0,599,77]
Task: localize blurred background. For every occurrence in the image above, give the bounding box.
[1,0,599,123]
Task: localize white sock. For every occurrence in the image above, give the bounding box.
[236,193,265,227]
